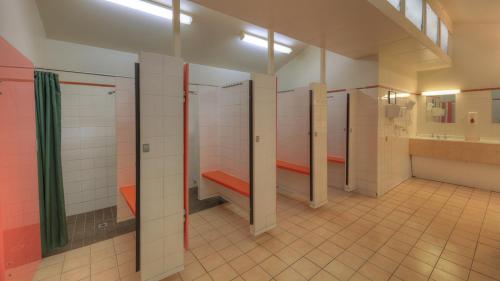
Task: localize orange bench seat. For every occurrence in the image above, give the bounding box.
[328,155,346,164]
[277,160,310,175]
[119,185,136,216]
[202,171,250,197]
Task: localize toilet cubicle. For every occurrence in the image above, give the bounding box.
[277,83,328,208]
[198,74,277,236]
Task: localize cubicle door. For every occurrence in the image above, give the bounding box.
[310,83,328,208]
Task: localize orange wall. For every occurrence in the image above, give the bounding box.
[0,36,41,281]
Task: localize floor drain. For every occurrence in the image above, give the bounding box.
[97,222,108,230]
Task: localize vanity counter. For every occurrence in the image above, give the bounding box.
[410,137,500,166]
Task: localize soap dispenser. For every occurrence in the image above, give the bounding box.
[465,112,480,141]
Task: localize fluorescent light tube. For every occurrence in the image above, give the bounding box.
[382,93,411,99]
[241,33,292,54]
[422,89,461,96]
[105,0,192,24]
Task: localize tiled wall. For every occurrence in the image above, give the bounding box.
[327,92,347,158]
[348,88,379,196]
[327,91,347,189]
[197,85,220,199]
[115,77,135,222]
[61,80,116,216]
[0,37,41,280]
[218,82,250,181]
[417,90,500,139]
[377,89,416,196]
[277,88,310,166]
[139,52,184,280]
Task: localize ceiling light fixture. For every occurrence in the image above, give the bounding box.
[382,93,411,99]
[105,0,192,25]
[241,33,292,54]
[422,89,461,96]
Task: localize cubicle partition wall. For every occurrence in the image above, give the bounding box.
[139,52,185,281]
[198,74,276,236]
[277,83,328,208]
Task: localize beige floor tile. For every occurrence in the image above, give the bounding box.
[259,256,288,277]
[324,260,355,281]
[63,256,91,273]
[208,264,238,281]
[435,258,470,280]
[358,262,391,281]
[60,265,90,281]
[336,251,365,270]
[468,270,498,281]
[274,267,306,281]
[305,249,333,268]
[118,260,136,278]
[310,270,340,281]
[229,254,256,274]
[291,257,321,279]
[275,246,302,265]
[393,265,427,281]
[179,261,207,281]
[192,273,212,281]
[90,267,119,281]
[218,245,243,262]
[247,246,272,263]
[199,253,226,272]
[34,263,63,280]
[368,253,399,274]
[90,255,117,275]
[240,265,271,281]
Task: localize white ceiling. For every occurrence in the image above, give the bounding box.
[190,0,414,59]
[35,0,307,73]
[439,0,500,24]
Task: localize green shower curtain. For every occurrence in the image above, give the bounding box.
[35,71,68,256]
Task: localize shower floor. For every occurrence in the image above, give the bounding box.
[47,206,135,257]
[189,186,226,214]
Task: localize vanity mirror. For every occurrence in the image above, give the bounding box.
[425,94,456,123]
[493,90,500,123]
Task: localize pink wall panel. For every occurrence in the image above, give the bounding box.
[0,37,40,281]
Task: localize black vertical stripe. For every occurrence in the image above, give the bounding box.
[345,93,350,187]
[134,63,141,272]
[249,80,254,225]
[309,90,314,202]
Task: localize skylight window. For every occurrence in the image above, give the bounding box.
[406,0,423,30]
[387,0,401,11]
[441,22,449,53]
[426,3,439,44]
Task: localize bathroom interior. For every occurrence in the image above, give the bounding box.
[1,0,500,281]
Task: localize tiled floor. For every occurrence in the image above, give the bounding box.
[35,178,500,280]
[47,206,136,256]
[34,232,137,281]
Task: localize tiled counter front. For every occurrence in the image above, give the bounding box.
[410,138,500,166]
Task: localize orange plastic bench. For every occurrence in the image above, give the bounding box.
[119,185,136,216]
[202,171,250,197]
[276,160,310,175]
[328,155,346,164]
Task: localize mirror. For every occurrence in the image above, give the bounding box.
[425,95,456,123]
[493,90,500,123]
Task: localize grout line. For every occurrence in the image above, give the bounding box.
[425,187,475,280]
[467,191,492,280]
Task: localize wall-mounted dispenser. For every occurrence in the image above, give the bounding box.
[465,111,480,141]
[385,104,401,119]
